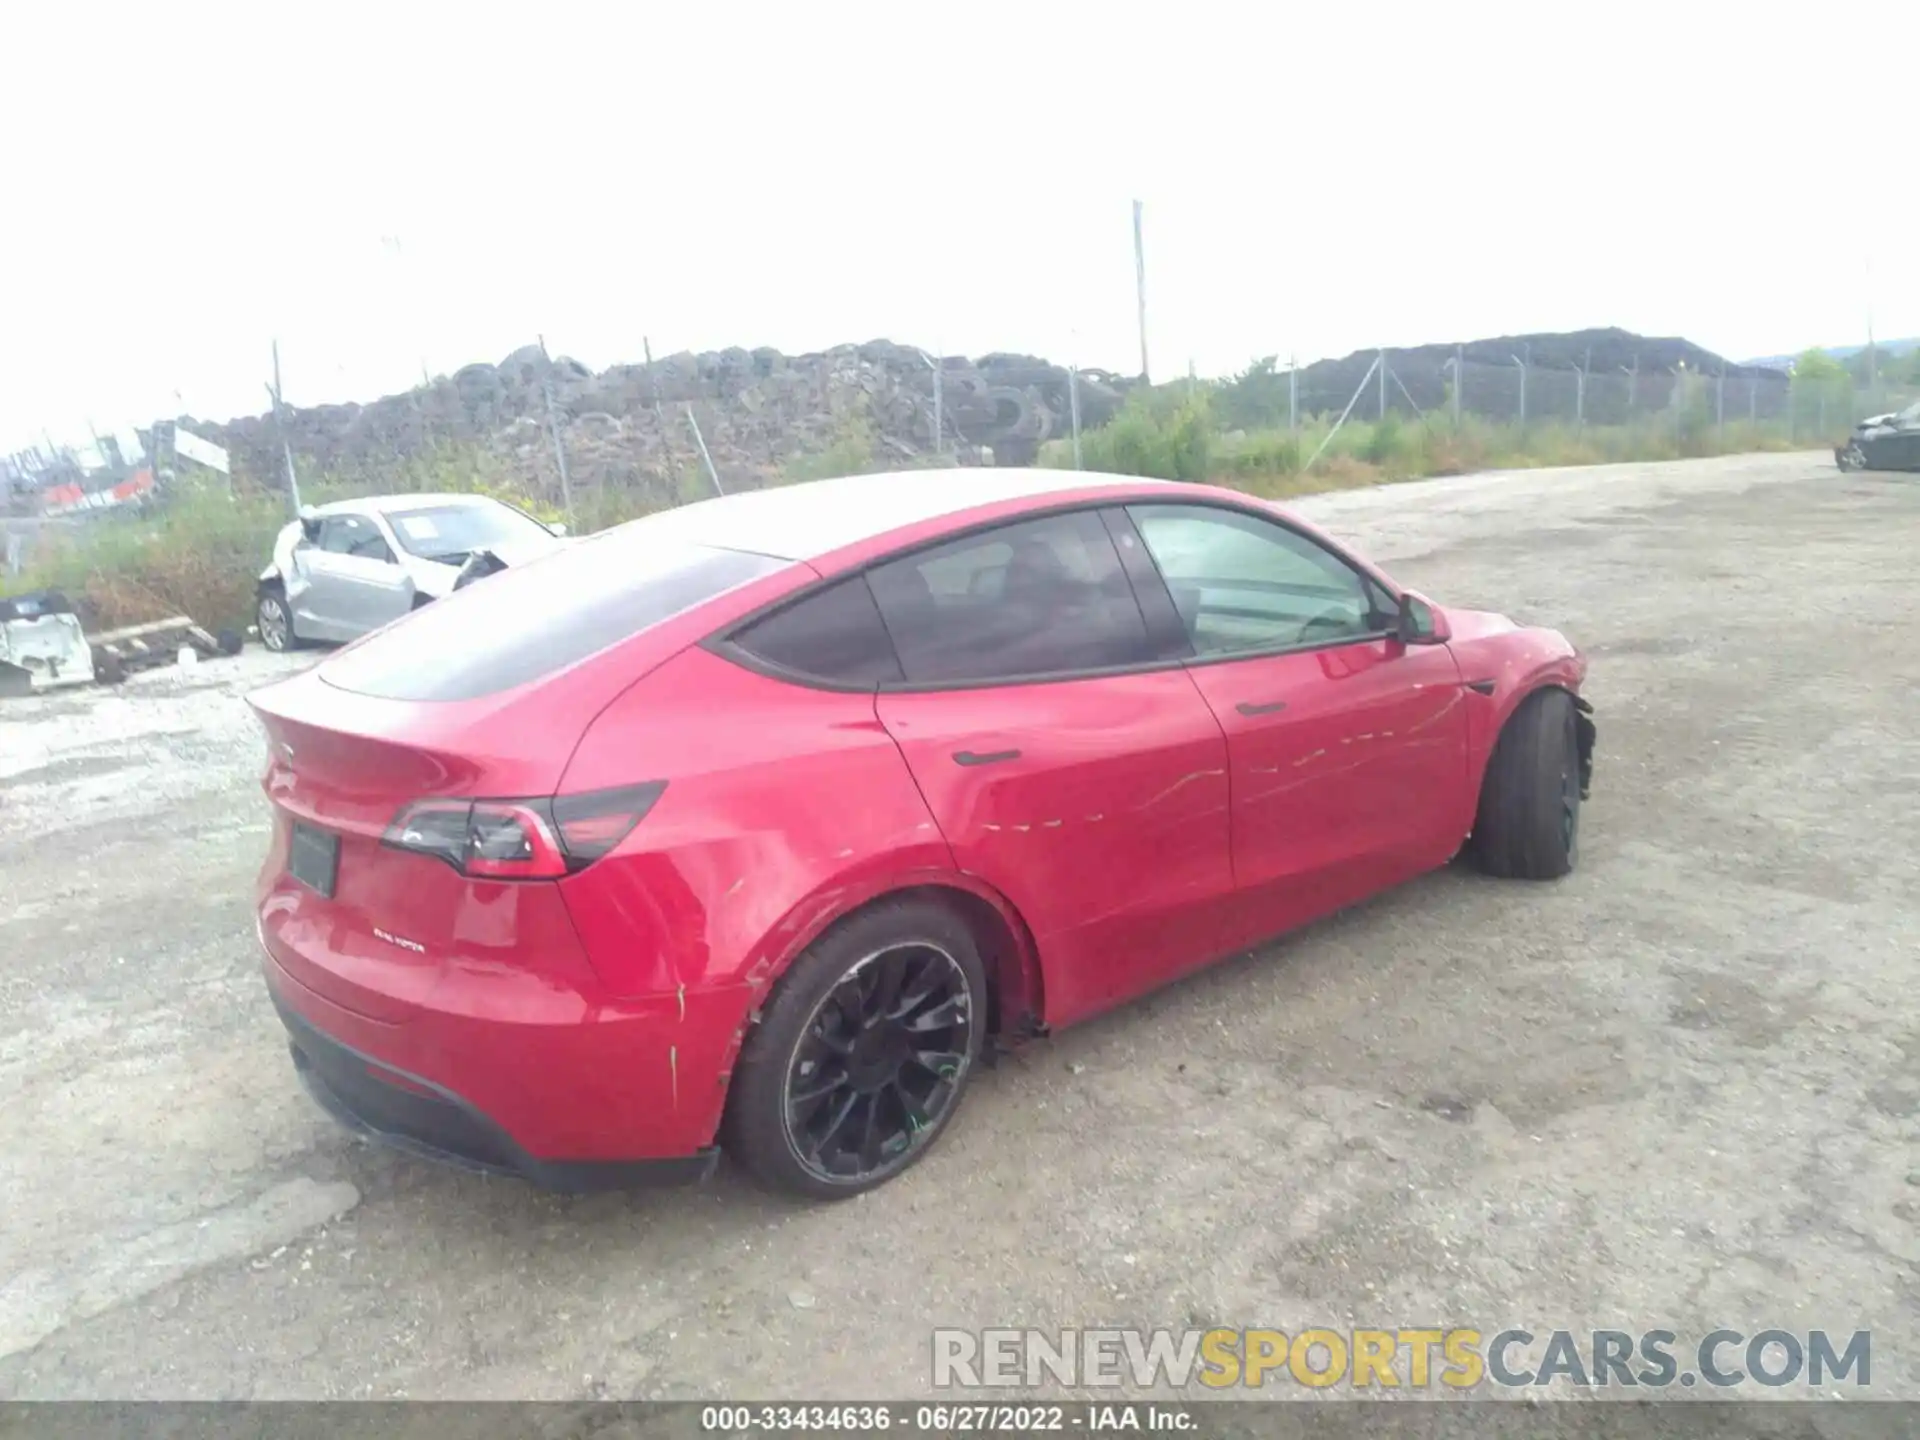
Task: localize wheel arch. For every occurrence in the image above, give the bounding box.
[745,872,1047,1044]
[1471,678,1593,811]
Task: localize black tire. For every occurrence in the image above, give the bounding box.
[1468,688,1581,880]
[257,588,298,653]
[215,627,244,656]
[723,897,988,1200]
[94,652,126,686]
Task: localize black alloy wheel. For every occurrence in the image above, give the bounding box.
[782,941,975,1185]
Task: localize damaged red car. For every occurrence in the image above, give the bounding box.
[249,469,1596,1199]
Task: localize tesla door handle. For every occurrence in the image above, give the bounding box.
[953,748,1021,767]
[1236,701,1288,716]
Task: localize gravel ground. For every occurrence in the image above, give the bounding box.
[1,451,1916,1402]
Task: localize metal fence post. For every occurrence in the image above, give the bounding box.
[643,336,683,499]
[537,335,575,527]
[1304,355,1381,472]
[1068,364,1083,470]
[685,405,723,496]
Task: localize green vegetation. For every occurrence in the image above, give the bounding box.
[2,441,598,633]
[1041,371,1849,494]
[782,415,882,485]
[1069,387,1214,482]
[4,363,1894,633]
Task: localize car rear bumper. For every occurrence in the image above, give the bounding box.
[258,930,752,1189]
[272,993,719,1190]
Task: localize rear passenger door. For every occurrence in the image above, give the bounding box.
[868,509,1235,1025]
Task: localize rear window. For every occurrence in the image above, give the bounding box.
[320,535,790,701]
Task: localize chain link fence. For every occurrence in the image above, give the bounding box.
[3,332,1913,594]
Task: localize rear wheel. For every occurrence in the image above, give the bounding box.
[724,898,986,1199]
[1838,442,1867,472]
[1468,688,1581,880]
[257,589,297,652]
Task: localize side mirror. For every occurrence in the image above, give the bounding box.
[548,521,569,537]
[1395,591,1451,645]
[297,505,321,542]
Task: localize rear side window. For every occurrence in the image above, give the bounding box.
[321,536,790,701]
[866,510,1153,684]
[729,577,904,686]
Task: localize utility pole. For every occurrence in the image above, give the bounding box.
[1377,349,1388,421]
[1132,200,1150,384]
[1288,354,1298,432]
[685,405,723,496]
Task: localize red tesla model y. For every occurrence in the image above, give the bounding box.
[249,469,1595,1198]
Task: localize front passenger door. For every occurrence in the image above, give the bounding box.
[869,508,1234,1025]
[1124,502,1472,940]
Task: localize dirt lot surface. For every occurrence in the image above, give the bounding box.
[2,451,1917,1401]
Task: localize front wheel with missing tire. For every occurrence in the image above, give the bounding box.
[723,898,987,1199]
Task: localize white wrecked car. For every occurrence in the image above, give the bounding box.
[254,493,568,651]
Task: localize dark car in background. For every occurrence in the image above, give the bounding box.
[1836,400,1920,473]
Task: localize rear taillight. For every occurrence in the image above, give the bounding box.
[383,782,665,880]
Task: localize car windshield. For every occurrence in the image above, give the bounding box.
[381,500,550,561]
[1898,400,1920,425]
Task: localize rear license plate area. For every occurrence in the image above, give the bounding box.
[289,821,340,898]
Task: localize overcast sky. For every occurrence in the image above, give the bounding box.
[3,0,1914,453]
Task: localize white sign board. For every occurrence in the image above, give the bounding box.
[116,428,145,464]
[173,425,230,474]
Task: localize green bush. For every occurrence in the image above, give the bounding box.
[1069,388,1213,481]
[783,415,881,484]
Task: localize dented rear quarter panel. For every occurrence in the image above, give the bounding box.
[557,645,986,998]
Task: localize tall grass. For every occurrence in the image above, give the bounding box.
[1042,393,1816,495]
